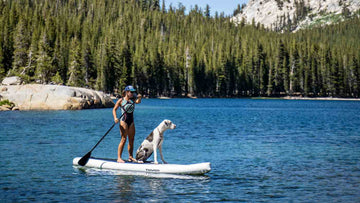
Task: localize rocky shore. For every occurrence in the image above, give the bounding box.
[0,83,114,111]
[283,96,360,101]
[0,100,19,111]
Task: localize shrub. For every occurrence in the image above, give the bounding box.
[0,99,15,107]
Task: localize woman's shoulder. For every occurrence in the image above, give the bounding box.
[116,98,123,104]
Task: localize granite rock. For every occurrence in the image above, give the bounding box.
[0,84,114,110]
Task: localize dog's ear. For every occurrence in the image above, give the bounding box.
[165,121,169,126]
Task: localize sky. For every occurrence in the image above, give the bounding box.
[164,0,249,16]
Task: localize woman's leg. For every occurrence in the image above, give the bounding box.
[127,123,136,161]
[117,122,128,163]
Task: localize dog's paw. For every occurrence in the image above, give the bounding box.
[163,161,168,164]
[154,161,159,165]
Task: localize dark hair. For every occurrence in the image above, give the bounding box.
[122,90,137,101]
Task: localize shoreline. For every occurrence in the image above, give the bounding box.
[282,96,360,101]
[138,95,360,101]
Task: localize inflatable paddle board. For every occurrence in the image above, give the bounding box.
[73,157,211,175]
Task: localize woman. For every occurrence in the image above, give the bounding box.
[113,85,142,163]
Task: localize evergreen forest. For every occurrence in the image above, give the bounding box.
[0,0,359,98]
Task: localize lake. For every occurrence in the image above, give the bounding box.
[1,99,360,202]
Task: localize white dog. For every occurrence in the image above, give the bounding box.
[136,120,176,164]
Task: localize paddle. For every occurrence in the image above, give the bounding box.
[78,99,136,166]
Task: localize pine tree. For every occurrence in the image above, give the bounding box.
[25,28,41,80]
[289,40,299,95]
[104,35,121,92]
[11,17,29,76]
[52,36,64,84]
[96,43,106,91]
[205,5,210,18]
[35,30,53,83]
[162,0,166,13]
[0,40,5,79]
[67,37,84,87]
[2,13,15,76]
[349,54,359,97]
[267,59,275,96]
[233,4,242,16]
[120,41,133,86]
[152,0,160,11]
[83,42,96,87]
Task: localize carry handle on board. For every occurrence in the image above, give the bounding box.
[78,99,136,166]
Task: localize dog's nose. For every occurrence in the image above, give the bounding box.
[172,124,176,129]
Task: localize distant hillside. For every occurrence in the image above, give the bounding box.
[0,0,359,98]
[232,0,360,31]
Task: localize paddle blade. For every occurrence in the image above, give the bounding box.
[78,152,91,166]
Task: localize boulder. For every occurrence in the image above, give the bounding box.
[0,84,115,110]
[2,76,22,85]
[0,106,11,111]
[1,104,12,109]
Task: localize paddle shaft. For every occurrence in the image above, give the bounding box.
[88,122,116,153]
[78,99,135,166]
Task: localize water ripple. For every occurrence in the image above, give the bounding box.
[1,99,360,202]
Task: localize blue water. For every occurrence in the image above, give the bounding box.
[1,99,360,202]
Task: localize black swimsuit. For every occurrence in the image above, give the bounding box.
[120,98,135,126]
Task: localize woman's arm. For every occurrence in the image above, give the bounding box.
[113,98,122,123]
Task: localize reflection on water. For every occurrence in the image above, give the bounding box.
[114,176,135,202]
[73,166,211,202]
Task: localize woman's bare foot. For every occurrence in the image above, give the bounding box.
[117,158,125,163]
[128,157,137,162]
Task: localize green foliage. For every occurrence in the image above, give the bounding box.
[35,30,53,83]
[51,72,63,85]
[11,17,29,75]
[67,37,84,87]
[0,0,359,98]
[0,41,5,80]
[0,99,15,108]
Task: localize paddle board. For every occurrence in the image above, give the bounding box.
[73,157,211,175]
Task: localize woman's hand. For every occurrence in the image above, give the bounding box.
[136,94,142,104]
[113,98,121,124]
